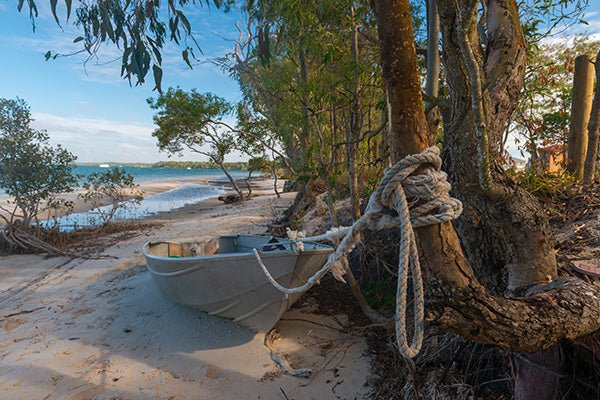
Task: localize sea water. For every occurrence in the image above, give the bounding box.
[0,166,248,230]
[42,183,227,231]
[0,165,248,197]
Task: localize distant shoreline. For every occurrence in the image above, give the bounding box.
[73,161,250,170]
[0,167,255,198]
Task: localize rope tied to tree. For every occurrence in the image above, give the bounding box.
[252,146,462,358]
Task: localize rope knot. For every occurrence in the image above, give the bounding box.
[286,228,305,251]
[255,146,462,360]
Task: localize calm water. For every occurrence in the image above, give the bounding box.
[0,165,249,197]
[73,165,248,183]
[1,165,249,230]
[42,183,227,231]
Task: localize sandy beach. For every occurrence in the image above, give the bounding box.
[0,179,372,400]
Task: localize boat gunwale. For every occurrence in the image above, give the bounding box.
[141,237,333,264]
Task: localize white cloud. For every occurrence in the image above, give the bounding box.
[31,112,247,163]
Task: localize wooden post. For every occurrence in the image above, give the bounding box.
[583,50,600,185]
[567,54,595,179]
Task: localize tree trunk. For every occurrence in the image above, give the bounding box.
[299,48,311,173]
[372,0,429,159]
[514,346,563,400]
[315,123,339,227]
[271,162,281,198]
[348,5,362,221]
[584,50,600,185]
[425,0,441,144]
[567,54,594,179]
[218,161,244,200]
[437,0,556,293]
[372,0,600,368]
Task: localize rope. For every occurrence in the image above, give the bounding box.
[253,146,462,358]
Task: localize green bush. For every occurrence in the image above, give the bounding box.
[78,168,144,225]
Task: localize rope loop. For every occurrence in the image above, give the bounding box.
[252,146,462,359]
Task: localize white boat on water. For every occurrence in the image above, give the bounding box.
[99,163,110,168]
[142,234,334,331]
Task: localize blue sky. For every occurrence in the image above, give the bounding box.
[1,1,600,163]
[0,1,243,162]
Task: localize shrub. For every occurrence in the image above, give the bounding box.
[78,167,144,225]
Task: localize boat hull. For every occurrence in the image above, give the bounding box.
[142,235,333,331]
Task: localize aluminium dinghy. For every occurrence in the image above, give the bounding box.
[142,234,334,331]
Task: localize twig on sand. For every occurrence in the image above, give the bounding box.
[300,341,354,387]
[279,387,291,400]
[1,306,45,321]
[278,317,346,333]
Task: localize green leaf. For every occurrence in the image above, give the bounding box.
[152,65,163,93]
[177,11,191,34]
[50,0,61,26]
[64,0,72,21]
[44,51,52,61]
[73,36,84,43]
[182,49,192,68]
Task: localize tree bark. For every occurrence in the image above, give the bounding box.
[437,0,556,293]
[218,161,245,200]
[425,0,441,144]
[314,118,339,227]
[583,50,600,185]
[567,54,594,180]
[371,0,429,159]
[372,0,600,358]
[484,0,527,148]
[514,346,562,400]
[348,4,362,221]
[299,48,311,172]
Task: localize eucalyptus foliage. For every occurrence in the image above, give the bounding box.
[148,87,247,198]
[20,0,233,91]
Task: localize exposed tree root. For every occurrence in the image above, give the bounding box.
[263,329,312,378]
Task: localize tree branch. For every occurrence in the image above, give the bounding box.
[455,0,491,192]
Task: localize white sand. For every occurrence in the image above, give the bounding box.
[0,181,372,400]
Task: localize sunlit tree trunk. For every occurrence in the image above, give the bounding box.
[584,49,600,185]
[567,54,594,180]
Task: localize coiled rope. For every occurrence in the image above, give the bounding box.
[252,146,462,358]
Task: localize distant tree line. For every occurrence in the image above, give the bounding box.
[151,161,249,170]
[74,161,250,170]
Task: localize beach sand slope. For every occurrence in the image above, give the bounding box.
[0,183,371,400]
